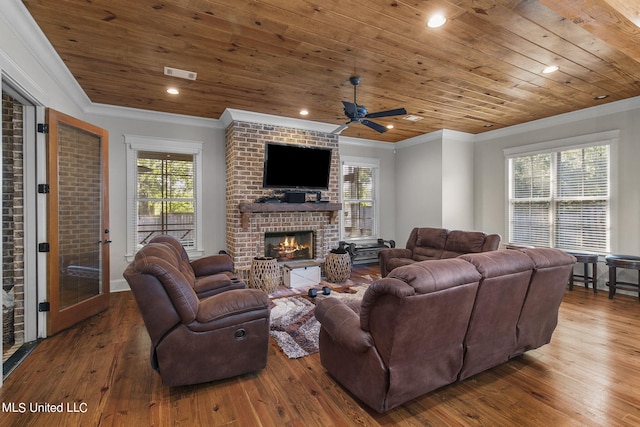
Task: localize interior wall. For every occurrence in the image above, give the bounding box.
[338,140,396,242]
[394,137,443,246]
[441,133,475,231]
[473,103,640,255]
[84,111,226,290]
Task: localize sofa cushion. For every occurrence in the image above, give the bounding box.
[132,243,199,324]
[411,227,448,261]
[457,250,535,380]
[385,257,418,273]
[441,230,487,258]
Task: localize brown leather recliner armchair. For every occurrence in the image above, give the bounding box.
[378,227,501,277]
[148,235,245,298]
[123,242,270,387]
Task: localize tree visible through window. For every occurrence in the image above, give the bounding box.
[137,151,196,248]
[342,161,377,239]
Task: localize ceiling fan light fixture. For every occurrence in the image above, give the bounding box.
[427,14,447,28]
[542,65,559,74]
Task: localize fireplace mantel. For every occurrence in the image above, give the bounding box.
[238,202,342,230]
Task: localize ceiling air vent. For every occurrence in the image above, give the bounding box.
[164,66,197,81]
[403,115,423,122]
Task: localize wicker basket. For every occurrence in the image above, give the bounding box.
[325,251,352,283]
[249,257,281,293]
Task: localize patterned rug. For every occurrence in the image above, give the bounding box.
[269,279,374,359]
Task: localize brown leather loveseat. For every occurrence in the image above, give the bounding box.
[315,248,575,413]
[378,227,501,277]
[123,240,270,387]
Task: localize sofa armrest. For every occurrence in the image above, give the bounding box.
[378,248,413,277]
[190,254,234,277]
[193,289,269,329]
[315,298,373,353]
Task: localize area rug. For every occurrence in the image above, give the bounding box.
[269,283,370,359]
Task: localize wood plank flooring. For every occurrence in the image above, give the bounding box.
[1,265,640,426]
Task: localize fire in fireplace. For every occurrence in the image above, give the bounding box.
[265,230,314,262]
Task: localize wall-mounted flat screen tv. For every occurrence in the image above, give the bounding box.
[262,142,332,190]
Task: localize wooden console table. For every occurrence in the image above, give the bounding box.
[238,202,342,230]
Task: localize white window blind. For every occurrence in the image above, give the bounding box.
[341,158,378,239]
[509,144,610,252]
[137,151,196,248]
[124,135,203,259]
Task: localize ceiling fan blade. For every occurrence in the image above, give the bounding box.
[365,107,407,119]
[342,101,358,117]
[362,119,388,133]
[331,122,351,135]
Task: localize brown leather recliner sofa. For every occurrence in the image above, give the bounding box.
[123,240,270,387]
[315,248,575,413]
[378,227,501,277]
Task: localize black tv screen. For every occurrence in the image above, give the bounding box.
[262,142,332,190]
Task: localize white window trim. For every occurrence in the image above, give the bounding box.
[124,134,204,261]
[340,155,380,242]
[503,130,619,253]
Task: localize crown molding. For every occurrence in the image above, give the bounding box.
[220,108,341,133]
[2,1,91,109]
[86,103,223,128]
[395,129,446,148]
[475,96,640,142]
[338,135,394,149]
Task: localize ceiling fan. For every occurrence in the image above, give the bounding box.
[331,76,407,135]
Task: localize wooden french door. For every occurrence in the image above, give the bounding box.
[45,109,110,335]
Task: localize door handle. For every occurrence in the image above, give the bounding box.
[104,239,112,244]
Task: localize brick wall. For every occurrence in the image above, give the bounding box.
[2,93,25,344]
[225,121,340,279]
[57,123,102,258]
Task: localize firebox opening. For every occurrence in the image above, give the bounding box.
[265,230,314,262]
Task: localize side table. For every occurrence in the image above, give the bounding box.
[324,251,352,283]
[566,251,598,294]
[249,257,281,293]
[605,254,640,302]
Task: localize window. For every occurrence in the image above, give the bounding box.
[341,157,379,240]
[125,135,203,258]
[508,141,610,253]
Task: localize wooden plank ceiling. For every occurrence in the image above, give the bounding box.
[22,0,640,142]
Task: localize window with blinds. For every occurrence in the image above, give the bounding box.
[508,144,610,252]
[124,135,203,259]
[136,151,196,249]
[342,161,378,239]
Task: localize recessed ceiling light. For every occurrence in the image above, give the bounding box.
[427,14,447,28]
[542,65,559,74]
[594,94,609,100]
[403,115,423,122]
[386,124,394,129]
[166,88,179,95]
[300,109,309,116]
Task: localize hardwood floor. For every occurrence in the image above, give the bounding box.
[1,265,640,426]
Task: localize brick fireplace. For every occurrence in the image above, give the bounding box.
[225,121,341,279]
